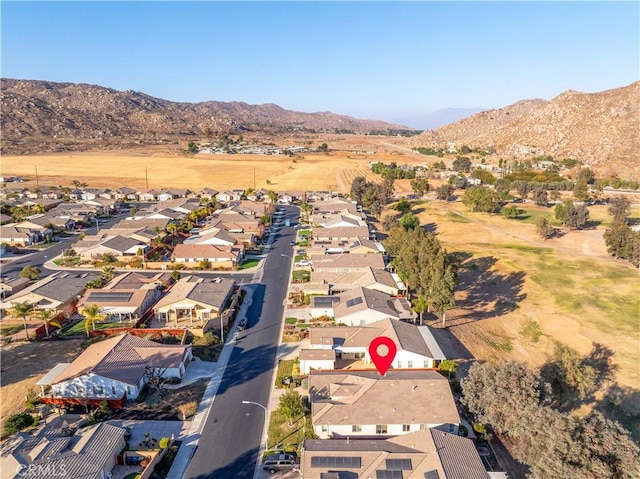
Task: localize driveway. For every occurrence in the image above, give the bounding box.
[106,419,191,448]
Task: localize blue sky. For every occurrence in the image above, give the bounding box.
[2,1,638,123]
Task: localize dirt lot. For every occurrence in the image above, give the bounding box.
[0,339,84,425]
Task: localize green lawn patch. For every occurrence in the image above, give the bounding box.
[0,324,24,337]
[478,330,513,352]
[238,259,259,270]
[266,409,312,453]
[292,270,310,283]
[275,359,295,388]
[285,318,298,324]
[446,212,471,223]
[520,320,543,343]
[60,320,134,337]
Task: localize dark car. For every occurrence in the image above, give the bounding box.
[237,318,247,330]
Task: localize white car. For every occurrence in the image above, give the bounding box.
[295,260,311,267]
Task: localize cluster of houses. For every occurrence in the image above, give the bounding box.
[275,197,500,478]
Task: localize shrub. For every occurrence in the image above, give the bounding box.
[4,412,37,435]
[159,436,171,449]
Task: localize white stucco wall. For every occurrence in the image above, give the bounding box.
[314,422,457,439]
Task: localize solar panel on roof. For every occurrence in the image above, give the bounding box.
[386,459,412,471]
[425,471,440,479]
[87,292,133,303]
[376,471,403,479]
[311,457,362,468]
[345,296,363,308]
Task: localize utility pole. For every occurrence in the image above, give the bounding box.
[145,167,149,189]
[35,165,40,190]
[254,167,256,191]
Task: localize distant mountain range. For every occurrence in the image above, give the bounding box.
[423,82,639,174]
[395,108,486,130]
[0,79,410,155]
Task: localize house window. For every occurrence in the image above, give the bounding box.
[352,425,362,433]
[407,360,413,368]
[420,424,428,431]
[201,311,210,320]
[448,424,457,433]
[402,424,411,432]
[424,360,430,368]
[397,361,402,368]
[77,386,84,395]
[321,425,328,433]
[111,385,116,395]
[127,386,133,395]
[92,386,102,395]
[376,425,387,434]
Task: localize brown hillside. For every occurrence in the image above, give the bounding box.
[0,79,409,155]
[427,82,640,175]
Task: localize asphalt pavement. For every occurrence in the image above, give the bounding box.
[183,205,299,479]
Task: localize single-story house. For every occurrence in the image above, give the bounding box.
[307,317,446,369]
[171,244,243,265]
[299,349,336,375]
[333,287,416,326]
[1,422,127,479]
[312,226,371,244]
[154,275,235,324]
[37,333,192,403]
[75,235,148,258]
[311,267,404,296]
[309,370,459,439]
[216,189,245,203]
[77,287,161,322]
[312,254,386,274]
[0,225,42,245]
[0,276,30,300]
[301,429,488,479]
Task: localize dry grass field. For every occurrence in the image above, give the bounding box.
[410,201,639,396]
[1,136,414,193]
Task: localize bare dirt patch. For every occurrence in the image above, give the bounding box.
[0,339,84,425]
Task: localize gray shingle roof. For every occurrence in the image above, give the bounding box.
[431,429,488,479]
[102,235,142,252]
[30,272,99,303]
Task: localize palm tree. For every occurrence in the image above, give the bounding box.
[10,302,34,340]
[82,304,105,338]
[411,295,429,326]
[35,308,52,338]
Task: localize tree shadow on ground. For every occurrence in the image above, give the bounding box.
[595,382,640,443]
[421,222,437,233]
[582,343,618,390]
[452,256,527,323]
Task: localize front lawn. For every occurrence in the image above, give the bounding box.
[0,324,24,337]
[60,320,135,337]
[266,408,313,453]
[238,259,260,270]
[275,359,295,388]
[292,271,310,283]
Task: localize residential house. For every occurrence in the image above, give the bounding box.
[209,214,264,237]
[154,275,235,325]
[309,370,460,439]
[312,214,366,229]
[333,287,416,326]
[311,198,359,215]
[77,272,164,322]
[311,254,386,274]
[216,189,244,203]
[136,189,160,202]
[0,213,12,225]
[36,333,192,403]
[74,235,148,258]
[171,244,244,265]
[303,318,446,372]
[0,225,41,246]
[301,429,488,479]
[312,226,371,244]
[113,187,137,200]
[306,191,334,203]
[1,272,98,313]
[0,277,29,300]
[278,191,302,204]
[1,422,127,479]
[311,267,404,296]
[184,226,239,246]
[299,349,337,375]
[227,200,274,217]
[197,187,219,201]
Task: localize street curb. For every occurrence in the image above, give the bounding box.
[167,285,255,479]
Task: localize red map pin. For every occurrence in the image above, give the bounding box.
[369,336,397,376]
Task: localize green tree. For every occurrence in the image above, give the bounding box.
[277,389,304,427]
[171,269,181,282]
[607,196,631,223]
[500,205,519,218]
[82,304,105,337]
[35,307,52,338]
[536,217,555,240]
[573,178,590,201]
[268,190,279,203]
[603,222,639,266]
[3,412,37,436]
[187,141,198,153]
[159,436,171,449]
[198,259,211,270]
[439,359,457,378]
[398,212,419,231]
[452,156,472,172]
[10,302,34,340]
[394,199,412,214]
[381,214,399,232]
[531,188,548,206]
[318,143,329,152]
[20,266,41,281]
[411,295,428,325]
[409,178,430,197]
[435,184,454,200]
[463,186,501,213]
[541,342,597,401]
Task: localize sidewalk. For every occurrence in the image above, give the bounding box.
[166,284,256,479]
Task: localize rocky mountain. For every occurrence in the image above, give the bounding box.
[0,79,410,154]
[396,107,486,130]
[423,82,640,172]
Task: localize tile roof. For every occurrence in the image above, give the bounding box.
[300,349,336,361]
[430,429,489,479]
[334,287,415,321]
[155,275,235,311]
[309,370,459,427]
[313,254,385,271]
[51,333,189,386]
[171,243,238,260]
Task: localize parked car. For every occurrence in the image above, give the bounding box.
[263,454,296,474]
[290,241,296,246]
[237,318,247,330]
[295,260,311,267]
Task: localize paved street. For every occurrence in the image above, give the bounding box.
[184,205,299,479]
